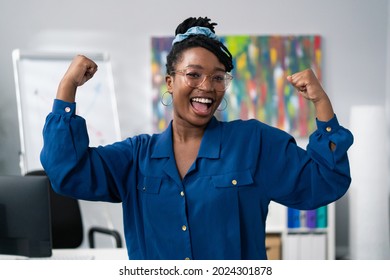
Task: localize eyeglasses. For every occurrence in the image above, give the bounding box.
[172,67,233,92]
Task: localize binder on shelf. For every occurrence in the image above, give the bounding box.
[305,209,317,229]
[299,210,307,228]
[299,233,327,259]
[311,233,327,259]
[284,233,327,260]
[299,233,312,259]
[287,208,301,228]
[283,234,301,259]
[316,206,327,228]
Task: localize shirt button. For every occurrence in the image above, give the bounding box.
[181,225,187,231]
[326,126,332,132]
[232,179,237,186]
[65,107,71,113]
[185,257,191,260]
[180,191,185,197]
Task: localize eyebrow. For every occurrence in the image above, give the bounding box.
[185,64,226,72]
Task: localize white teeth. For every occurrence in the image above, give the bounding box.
[191,97,212,104]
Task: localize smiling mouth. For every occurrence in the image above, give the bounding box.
[190,97,214,112]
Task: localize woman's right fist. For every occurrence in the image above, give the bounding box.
[62,55,98,88]
[56,55,98,102]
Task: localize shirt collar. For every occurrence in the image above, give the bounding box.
[198,116,221,159]
[151,116,222,159]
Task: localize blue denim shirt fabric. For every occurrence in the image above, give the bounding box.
[41,99,353,260]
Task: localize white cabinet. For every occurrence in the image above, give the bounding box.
[266,201,335,260]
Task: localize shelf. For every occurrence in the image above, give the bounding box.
[266,201,335,260]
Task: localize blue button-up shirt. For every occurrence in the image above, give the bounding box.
[41,99,353,260]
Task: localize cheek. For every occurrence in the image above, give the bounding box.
[172,90,191,106]
[172,78,191,95]
[216,93,226,103]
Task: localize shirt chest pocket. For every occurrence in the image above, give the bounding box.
[137,176,162,194]
[211,170,254,189]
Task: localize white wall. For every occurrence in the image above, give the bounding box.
[0,0,389,258]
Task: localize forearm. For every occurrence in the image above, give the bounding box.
[313,93,334,122]
[56,78,77,103]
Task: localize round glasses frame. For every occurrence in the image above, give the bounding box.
[171,68,233,92]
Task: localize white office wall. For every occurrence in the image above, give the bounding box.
[0,0,389,257]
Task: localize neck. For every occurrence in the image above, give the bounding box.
[172,118,207,143]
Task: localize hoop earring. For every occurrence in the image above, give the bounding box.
[161,91,173,106]
[217,97,228,111]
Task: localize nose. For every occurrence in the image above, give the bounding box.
[197,75,214,91]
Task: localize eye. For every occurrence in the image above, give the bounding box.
[212,73,226,82]
[185,70,202,80]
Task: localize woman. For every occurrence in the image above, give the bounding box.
[41,16,353,260]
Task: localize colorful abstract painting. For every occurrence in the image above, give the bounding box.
[151,35,321,137]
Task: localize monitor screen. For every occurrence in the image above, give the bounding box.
[0,175,52,258]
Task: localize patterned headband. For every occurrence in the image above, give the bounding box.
[172,26,219,45]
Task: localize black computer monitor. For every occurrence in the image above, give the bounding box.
[0,175,52,258]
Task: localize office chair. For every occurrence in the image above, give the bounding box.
[25,170,122,249]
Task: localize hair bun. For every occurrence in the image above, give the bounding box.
[175,16,217,36]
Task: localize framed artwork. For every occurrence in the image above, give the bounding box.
[151,35,321,138]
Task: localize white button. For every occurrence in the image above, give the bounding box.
[326,126,332,132]
[232,179,237,186]
[182,225,187,231]
[180,191,185,197]
[185,257,191,260]
[65,107,71,113]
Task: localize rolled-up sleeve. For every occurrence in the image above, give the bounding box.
[308,115,354,172]
[264,114,354,209]
[40,99,88,176]
[40,99,129,202]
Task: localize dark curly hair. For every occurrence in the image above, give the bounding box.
[166,17,234,75]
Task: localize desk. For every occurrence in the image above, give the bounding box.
[0,248,128,260]
[49,248,128,260]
